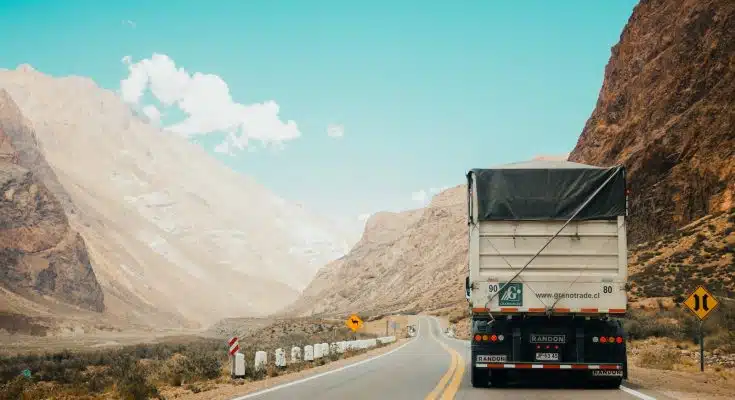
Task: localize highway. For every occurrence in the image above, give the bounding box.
[233,317,662,400]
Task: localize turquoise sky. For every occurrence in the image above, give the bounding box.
[0,0,638,224]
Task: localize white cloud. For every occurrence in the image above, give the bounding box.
[142,105,161,125]
[411,190,428,203]
[120,53,301,151]
[411,186,452,206]
[214,140,232,155]
[327,124,344,138]
[532,153,570,161]
[122,20,136,28]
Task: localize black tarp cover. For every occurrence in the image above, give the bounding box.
[467,160,626,221]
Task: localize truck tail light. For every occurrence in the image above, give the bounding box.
[592,336,624,344]
[474,333,504,342]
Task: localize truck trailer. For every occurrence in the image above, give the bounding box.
[465,160,628,388]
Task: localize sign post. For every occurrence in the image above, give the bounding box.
[682,285,719,372]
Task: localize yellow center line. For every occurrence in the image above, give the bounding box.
[425,322,465,400]
[440,346,465,400]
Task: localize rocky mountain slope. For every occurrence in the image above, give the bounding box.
[287,187,467,317]
[0,66,354,329]
[0,92,104,315]
[290,0,734,317]
[568,0,735,245]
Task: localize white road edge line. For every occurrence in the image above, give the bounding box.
[620,385,657,400]
[230,319,420,400]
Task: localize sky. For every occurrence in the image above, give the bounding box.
[0,0,638,227]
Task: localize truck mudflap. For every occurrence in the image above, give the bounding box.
[475,362,623,372]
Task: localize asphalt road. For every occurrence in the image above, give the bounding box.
[233,317,662,400]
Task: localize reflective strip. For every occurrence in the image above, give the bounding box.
[482,363,623,370]
[483,307,626,314]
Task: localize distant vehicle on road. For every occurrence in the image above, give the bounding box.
[465,160,628,388]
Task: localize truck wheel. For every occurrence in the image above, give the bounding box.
[471,367,489,388]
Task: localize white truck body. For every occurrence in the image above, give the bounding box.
[466,162,628,315]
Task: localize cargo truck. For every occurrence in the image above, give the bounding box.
[464,160,628,388]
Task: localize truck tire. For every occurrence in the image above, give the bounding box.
[471,367,489,388]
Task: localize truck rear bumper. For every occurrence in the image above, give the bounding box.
[475,362,623,371]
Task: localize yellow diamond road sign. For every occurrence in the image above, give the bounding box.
[683,285,719,321]
[345,314,364,332]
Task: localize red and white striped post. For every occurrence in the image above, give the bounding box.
[228,336,240,355]
[228,336,240,377]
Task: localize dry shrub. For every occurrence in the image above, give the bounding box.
[448,307,469,324]
[705,331,735,353]
[637,345,682,370]
[109,354,161,400]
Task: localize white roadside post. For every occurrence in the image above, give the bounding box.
[228,337,243,378]
[313,343,323,359]
[234,353,246,378]
[275,348,286,368]
[254,351,267,372]
[291,346,302,364]
[304,345,314,361]
[321,343,329,357]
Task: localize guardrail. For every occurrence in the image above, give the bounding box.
[231,337,397,378]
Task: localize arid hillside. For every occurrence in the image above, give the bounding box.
[291,0,734,317]
[568,0,735,245]
[287,187,467,317]
[1,91,105,316]
[0,66,355,331]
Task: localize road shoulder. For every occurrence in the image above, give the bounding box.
[161,338,411,400]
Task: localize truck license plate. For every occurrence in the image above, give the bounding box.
[535,352,559,361]
[592,370,622,377]
[476,354,507,362]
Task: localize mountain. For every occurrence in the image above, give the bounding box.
[568,0,734,245]
[287,187,467,317]
[0,92,105,315]
[291,0,735,317]
[0,65,353,329]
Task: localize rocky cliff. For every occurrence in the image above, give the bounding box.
[568,0,735,245]
[0,92,104,313]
